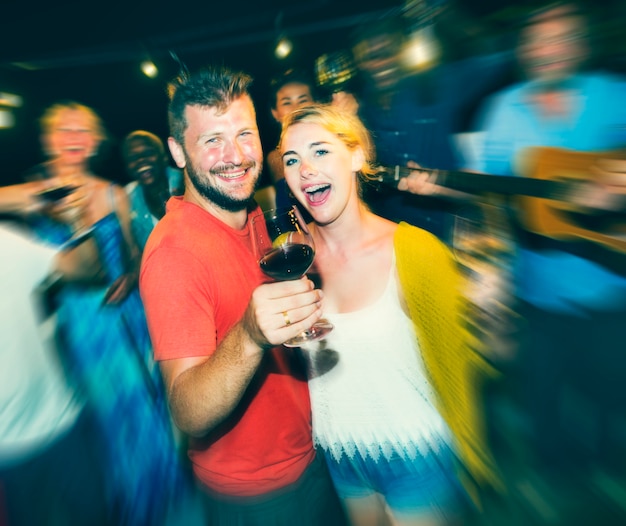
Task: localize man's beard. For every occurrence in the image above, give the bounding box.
[185,153,261,212]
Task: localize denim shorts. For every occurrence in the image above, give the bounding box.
[323,444,467,517]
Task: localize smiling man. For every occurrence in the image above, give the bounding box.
[139,66,346,525]
[122,130,184,250]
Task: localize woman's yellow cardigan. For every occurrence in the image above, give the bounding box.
[394,222,502,502]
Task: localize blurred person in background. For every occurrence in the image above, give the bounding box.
[278,103,500,525]
[467,0,626,492]
[264,68,317,213]
[266,68,317,186]
[122,130,206,526]
[122,130,184,250]
[0,181,111,525]
[349,13,513,244]
[267,68,360,212]
[22,101,186,525]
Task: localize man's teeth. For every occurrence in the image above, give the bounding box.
[219,170,246,179]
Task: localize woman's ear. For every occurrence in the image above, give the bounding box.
[351,146,366,173]
[168,137,186,169]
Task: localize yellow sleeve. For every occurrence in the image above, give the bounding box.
[394,222,503,499]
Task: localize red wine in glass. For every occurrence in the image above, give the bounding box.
[252,206,333,347]
[260,243,315,281]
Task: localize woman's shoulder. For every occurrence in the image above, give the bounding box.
[85,177,128,216]
[394,221,438,242]
[394,222,452,261]
[89,177,127,200]
[364,213,397,246]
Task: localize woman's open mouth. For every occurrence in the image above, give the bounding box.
[303,183,331,205]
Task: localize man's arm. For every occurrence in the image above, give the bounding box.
[396,161,480,202]
[159,321,267,438]
[141,249,323,438]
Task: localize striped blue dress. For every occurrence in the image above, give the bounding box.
[29,209,186,525]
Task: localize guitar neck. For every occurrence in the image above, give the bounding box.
[374,165,572,200]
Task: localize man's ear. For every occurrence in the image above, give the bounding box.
[351,146,366,173]
[168,137,186,169]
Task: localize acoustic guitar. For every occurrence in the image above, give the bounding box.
[513,146,626,252]
[373,146,626,274]
[373,161,575,200]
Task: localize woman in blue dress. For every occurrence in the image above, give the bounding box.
[25,101,186,525]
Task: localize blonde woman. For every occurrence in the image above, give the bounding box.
[279,105,497,525]
[24,101,186,525]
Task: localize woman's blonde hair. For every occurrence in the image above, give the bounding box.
[278,104,378,182]
[40,100,107,144]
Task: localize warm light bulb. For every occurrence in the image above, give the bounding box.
[274,37,292,59]
[0,110,15,129]
[0,92,22,107]
[141,60,158,78]
[402,27,440,70]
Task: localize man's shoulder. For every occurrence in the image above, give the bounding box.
[146,201,238,259]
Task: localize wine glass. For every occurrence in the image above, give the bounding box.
[251,206,333,347]
[35,181,95,249]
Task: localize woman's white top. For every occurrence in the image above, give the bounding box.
[305,254,452,463]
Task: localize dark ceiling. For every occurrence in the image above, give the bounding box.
[0,0,412,184]
[0,0,623,186]
[0,0,405,70]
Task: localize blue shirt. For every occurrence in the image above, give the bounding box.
[475,72,626,313]
[127,166,183,250]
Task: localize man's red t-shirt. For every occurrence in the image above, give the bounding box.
[140,197,314,496]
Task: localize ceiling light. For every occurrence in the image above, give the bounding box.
[274,37,293,59]
[141,60,158,78]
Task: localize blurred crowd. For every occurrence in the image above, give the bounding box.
[1,1,626,525]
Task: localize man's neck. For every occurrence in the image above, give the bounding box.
[184,188,249,230]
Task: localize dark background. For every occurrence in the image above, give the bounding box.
[0,0,624,187]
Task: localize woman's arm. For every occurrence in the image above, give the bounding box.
[103,184,142,304]
[0,182,46,214]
